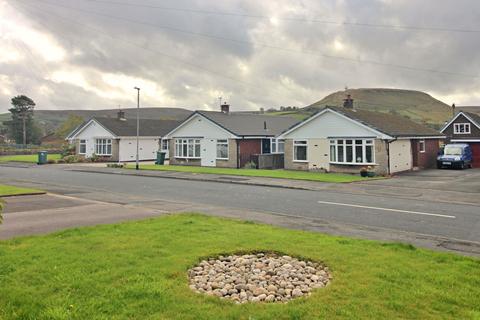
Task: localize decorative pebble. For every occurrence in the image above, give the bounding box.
[188,252,331,303]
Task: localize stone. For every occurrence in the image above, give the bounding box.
[188,252,331,304]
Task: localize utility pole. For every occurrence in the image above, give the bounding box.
[134,87,140,170]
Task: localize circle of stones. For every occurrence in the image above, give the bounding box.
[188,252,331,303]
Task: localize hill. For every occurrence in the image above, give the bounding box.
[0,107,193,134]
[304,88,453,129]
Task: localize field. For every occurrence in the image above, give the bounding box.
[128,164,371,183]
[0,154,62,163]
[0,214,478,319]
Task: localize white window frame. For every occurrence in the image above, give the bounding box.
[95,138,112,156]
[419,140,426,153]
[271,138,285,154]
[79,139,87,154]
[293,140,308,162]
[216,139,229,160]
[174,138,201,159]
[453,123,471,134]
[330,139,375,165]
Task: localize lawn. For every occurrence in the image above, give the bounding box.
[128,165,372,183]
[0,214,478,320]
[0,154,62,163]
[0,184,44,197]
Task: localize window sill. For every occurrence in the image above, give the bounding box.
[293,160,308,163]
[330,162,377,166]
[175,157,201,160]
[216,158,229,161]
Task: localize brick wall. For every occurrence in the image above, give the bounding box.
[412,139,442,169]
[216,139,238,168]
[284,139,309,170]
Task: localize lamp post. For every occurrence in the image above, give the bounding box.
[134,87,140,170]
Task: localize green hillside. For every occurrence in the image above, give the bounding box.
[304,88,453,129]
[0,107,192,134]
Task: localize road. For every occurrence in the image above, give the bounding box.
[1,165,479,254]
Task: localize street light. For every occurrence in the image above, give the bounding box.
[134,87,140,170]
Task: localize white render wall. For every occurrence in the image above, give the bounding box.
[389,139,412,173]
[281,111,382,139]
[119,137,160,162]
[167,114,236,139]
[74,120,115,157]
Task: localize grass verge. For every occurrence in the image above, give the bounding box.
[127,164,374,183]
[0,154,62,163]
[0,214,478,319]
[0,184,44,197]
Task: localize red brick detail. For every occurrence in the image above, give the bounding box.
[412,139,443,169]
[238,139,261,167]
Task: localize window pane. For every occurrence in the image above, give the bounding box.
[346,140,352,145]
[346,145,353,162]
[188,143,194,157]
[355,145,363,163]
[295,146,307,161]
[278,141,285,153]
[366,145,373,163]
[355,140,363,145]
[195,143,201,157]
[338,146,344,162]
[330,145,336,162]
[183,144,187,157]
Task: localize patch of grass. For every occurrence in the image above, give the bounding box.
[0,214,478,319]
[0,184,43,197]
[0,154,62,163]
[127,165,374,183]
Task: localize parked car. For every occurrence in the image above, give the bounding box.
[437,144,473,169]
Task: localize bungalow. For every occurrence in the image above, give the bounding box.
[162,104,299,168]
[66,110,180,162]
[277,104,445,175]
[440,110,480,168]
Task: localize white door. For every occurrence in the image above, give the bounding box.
[201,138,216,167]
[308,139,330,171]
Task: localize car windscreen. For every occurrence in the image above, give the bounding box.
[444,147,463,155]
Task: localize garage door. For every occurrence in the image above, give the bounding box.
[470,143,480,168]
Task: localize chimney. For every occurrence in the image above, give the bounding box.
[451,103,456,116]
[221,102,230,114]
[117,110,126,121]
[343,94,354,109]
[264,121,267,131]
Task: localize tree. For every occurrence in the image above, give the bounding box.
[7,95,36,145]
[56,115,85,138]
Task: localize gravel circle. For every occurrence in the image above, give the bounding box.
[188,252,332,303]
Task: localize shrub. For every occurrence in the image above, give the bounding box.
[106,163,125,168]
[61,143,76,157]
[243,161,257,169]
[89,154,100,163]
[63,155,80,163]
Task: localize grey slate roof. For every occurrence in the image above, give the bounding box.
[72,117,182,137]
[463,112,480,127]
[197,111,299,137]
[283,106,443,138]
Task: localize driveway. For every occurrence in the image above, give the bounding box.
[360,168,480,194]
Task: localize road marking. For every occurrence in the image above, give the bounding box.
[317,200,456,219]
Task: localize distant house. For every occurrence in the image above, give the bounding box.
[277,103,445,175]
[66,110,180,162]
[441,111,480,168]
[162,104,299,168]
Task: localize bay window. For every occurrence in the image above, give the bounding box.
[216,139,228,159]
[175,138,201,158]
[293,140,307,161]
[79,139,86,154]
[330,139,374,164]
[95,138,112,155]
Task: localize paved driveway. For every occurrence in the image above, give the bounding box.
[361,168,480,194]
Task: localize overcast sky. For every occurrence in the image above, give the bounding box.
[1,0,479,113]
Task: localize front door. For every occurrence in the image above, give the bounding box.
[261,139,271,154]
[201,138,216,167]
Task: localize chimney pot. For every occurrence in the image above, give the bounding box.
[221,103,230,114]
[343,94,354,109]
[117,110,126,121]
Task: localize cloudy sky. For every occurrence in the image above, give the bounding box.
[1,0,479,113]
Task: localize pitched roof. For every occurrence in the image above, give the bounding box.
[463,112,480,127]
[282,106,443,138]
[69,117,181,138]
[196,111,299,137]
